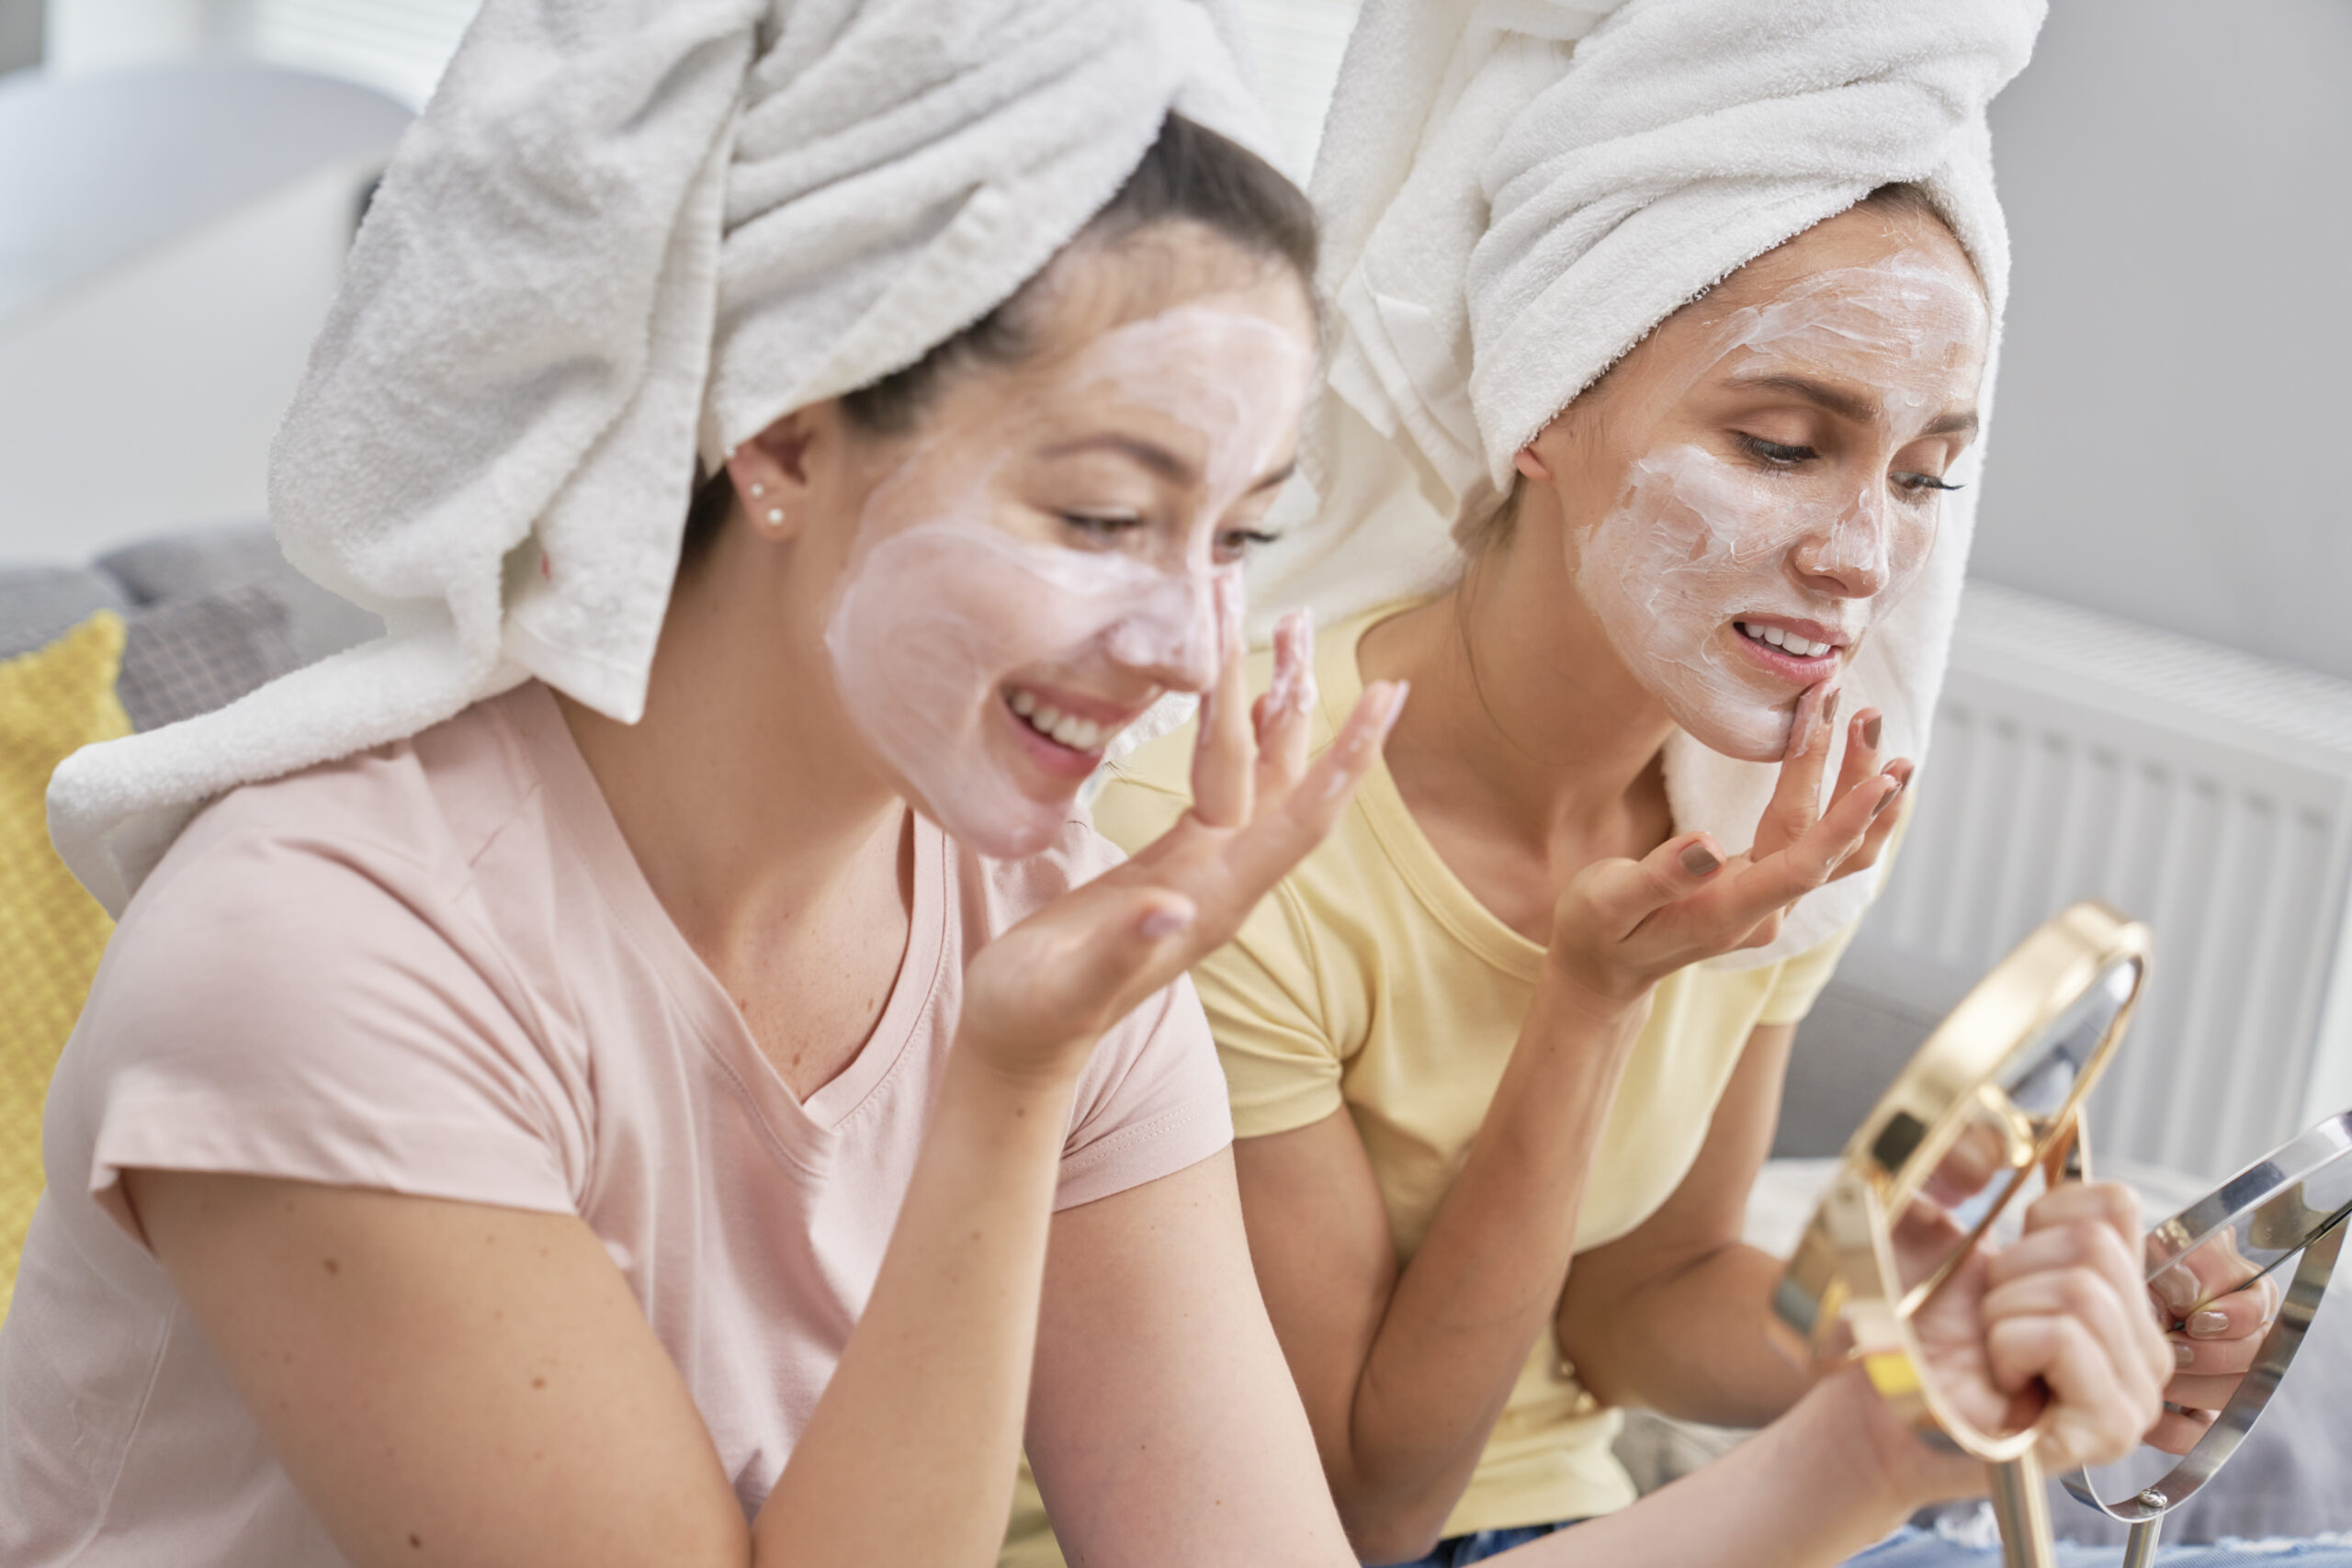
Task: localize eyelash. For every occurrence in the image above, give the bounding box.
[1059,512,1144,540]
[1735,435,1964,497]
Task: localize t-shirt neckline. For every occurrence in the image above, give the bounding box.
[498,682,948,1145]
[1320,604,1547,985]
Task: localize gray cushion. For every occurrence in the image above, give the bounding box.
[114,583,308,732]
[97,523,380,669]
[0,566,132,660]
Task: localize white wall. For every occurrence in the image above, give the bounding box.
[0,156,369,559]
[1979,0,2352,683]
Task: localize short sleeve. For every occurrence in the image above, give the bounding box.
[1754,916,1861,1027]
[1054,972,1233,1212]
[60,822,586,1245]
[1755,797,1916,1027]
[1096,744,1351,1143]
[1191,880,1346,1139]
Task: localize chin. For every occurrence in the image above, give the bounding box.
[1664,695,1795,764]
[920,786,1072,861]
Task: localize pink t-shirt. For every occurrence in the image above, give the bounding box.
[1,683,1231,1565]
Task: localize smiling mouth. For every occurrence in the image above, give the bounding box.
[1005,685,1129,755]
[1734,620,1840,660]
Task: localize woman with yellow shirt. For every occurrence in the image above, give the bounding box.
[1059,3,2254,1565]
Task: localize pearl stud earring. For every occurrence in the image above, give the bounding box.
[765,509,786,526]
[749,481,766,497]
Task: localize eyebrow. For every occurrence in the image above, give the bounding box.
[1725,372,1978,440]
[1043,434,1297,493]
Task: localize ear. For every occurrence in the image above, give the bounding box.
[1512,445,1554,481]
[725,407,826,541]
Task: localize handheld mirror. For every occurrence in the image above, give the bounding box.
[2063,1110,2352,1568]
[1771,900,2152,1568]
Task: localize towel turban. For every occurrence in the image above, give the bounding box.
[52,0,1278,915]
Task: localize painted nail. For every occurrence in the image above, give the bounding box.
[1872,776,1904,817]
[1679,843,1722,876]
[1822,687,1843,728]
[2173,1340,2195,1369]
[2153,1266,2198,1314]
[1862,714,1883,750]
[2188,1310,2230,1338]
[1139,905,1193,941]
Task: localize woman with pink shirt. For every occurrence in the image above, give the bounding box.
[6,3,2175,1565]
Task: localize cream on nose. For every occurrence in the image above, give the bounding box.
[1797,490,1894,595]
[1100,569,1227,692]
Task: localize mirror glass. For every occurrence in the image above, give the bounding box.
[1890,956,2144,1300]
[2077,1181,2351,1508]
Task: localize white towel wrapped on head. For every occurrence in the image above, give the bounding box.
[1250,0,2045,965]
[51,0,1277,917]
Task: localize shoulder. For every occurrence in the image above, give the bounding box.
[96,694,547,1033]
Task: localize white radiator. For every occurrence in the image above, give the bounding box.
[1855,581,2352,1180]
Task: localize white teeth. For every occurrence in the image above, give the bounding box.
[1738,622,1834,660]
[1008,687,1112,752]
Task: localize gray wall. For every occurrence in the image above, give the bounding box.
[0,0,40,73]
[1978,0,2352,683]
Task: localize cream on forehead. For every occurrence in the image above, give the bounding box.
[1574,257,1984,762]
[1696,255,1987,421]
[825,302,1306,857]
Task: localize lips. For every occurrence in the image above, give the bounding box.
[1731,618,1846,682]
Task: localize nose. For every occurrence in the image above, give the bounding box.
[1792,485,1894,599]
[1099,567,1237,694]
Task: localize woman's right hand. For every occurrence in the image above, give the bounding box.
[1544,682,1910,1010]
[959,609,1407,1084]
[1873,1182,2174,1505]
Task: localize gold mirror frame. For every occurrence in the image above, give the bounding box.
[1770,901,2153,1568]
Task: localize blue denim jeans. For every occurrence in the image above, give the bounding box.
[1371,1522,1574,1567]
[1849,1526,2352,1567]
[1374,1521,2352,1568]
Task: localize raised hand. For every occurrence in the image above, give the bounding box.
[959,608,1406,1082]
[2143,1223,2280,1452]
[1898,1183,2172,1488]
[1545,682,1909,1006]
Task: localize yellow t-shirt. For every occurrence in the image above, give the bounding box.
[1002,604,1855,1562]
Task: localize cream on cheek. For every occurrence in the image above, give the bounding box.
[823,304,1309,857]
[1574,258,1984,759]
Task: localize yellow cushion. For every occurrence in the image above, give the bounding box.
[0,613,130,1315]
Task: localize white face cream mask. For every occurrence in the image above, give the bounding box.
[825,302,1310,857]
[1574,255,1988,760]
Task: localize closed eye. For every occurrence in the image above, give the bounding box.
[1894,471,1964,494]
[1737,434,1817,468]
[1059,511,1146,543]
[1215,527,1281,564]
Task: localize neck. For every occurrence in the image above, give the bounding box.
[557,526,909,967]
[1361,527,1679,856]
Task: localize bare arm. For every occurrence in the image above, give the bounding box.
[1023,1149,1352,1566]
[1231,696,1905,1563]
[1231,982,1645,1565]
[1553,1020,1813,1427]
[126,1042,1082,1568]
[124,617,1405,1568]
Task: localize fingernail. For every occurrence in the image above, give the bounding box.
[2153,1267,2198,1314]
[1872,776,1903,817]
[1862,714,1883,750]
[2189,1310,2229,1338]
[1384,680,1411,731]
[1823,687,1843,726]
[2173,1340,2195,1369]
[1679,843,1721,876]
[1139,906,1193,941]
